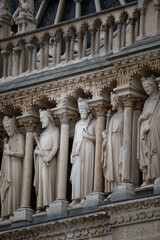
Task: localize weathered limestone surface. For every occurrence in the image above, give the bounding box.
[0,0,160,239]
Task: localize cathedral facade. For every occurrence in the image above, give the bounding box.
[0,0,160,239]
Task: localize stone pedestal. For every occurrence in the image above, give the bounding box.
[110,183,135,202]
[47,200,69,220]
[33,211,47,223]
[154,177,160,194]
[135,184,154,197]
[13,114,39,224]
[12,208,34,225]
[0,219,11,231]
[50,106,77,220]
[84,192,105,207]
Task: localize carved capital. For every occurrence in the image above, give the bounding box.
[88,97,109,117]
[59,112,70,124]
[52,106,78,125]
[17,114,39,132]
[13,47,21,55]
[1,50,10,57]
[140,7,146,16]
[122,95,134,108]
[26,43,34,51]
[93,104,106,117]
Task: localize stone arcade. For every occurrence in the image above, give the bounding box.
[0,0,160,239]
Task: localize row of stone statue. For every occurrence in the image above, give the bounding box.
[1,74,160,220]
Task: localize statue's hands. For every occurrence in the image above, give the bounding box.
[142,124,150,139]
[34,149,44,157]
[71,154,79,164]
[139,113,151,124]
[102,130,108,139]
[4,148,13,156]
[82,129,90,139]
[43,156,50,165]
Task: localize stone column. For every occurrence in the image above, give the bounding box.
[77,30,83,59]
[130,18,134,44]
[108,24,113,51]
[139,7,145,38]
[131,101,143,186]
[64,34,71,63]
[57,113,70,200]
[154,4,160,33]
[110,96,135,202]
[26,44,34,72]
[90,28,96,56]
[8,49,12,76]
[47,106,78,220]
[82,30,87,57]
[57,32,63,64]
[13,114,39,224]
[51,36,57,66]
[122,97,133,183]
[13,47,21,77]
[18,41,26,74]
[40,41,44,69]
[54,0,65,24]
[44,39,49,67]
[1,50,9,78]
[104,25,109,54]
[121,22,126,48]
[95,27,100,54]
[117,22,122,51]
[85,98,108,206]
[94,0,101,12]
[74,0,83,18]
[70,34,75,60]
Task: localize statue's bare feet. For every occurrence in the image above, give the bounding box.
[69,199,80,208]
[36,208,43,214]
[80,198,86,205]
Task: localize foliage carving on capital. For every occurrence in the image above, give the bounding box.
[122,95,134,108]
[59,112,70,124]
[24,120,37,132]
[93,104,106,116]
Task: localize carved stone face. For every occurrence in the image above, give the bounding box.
[78,107,88,120]
[142,83,155,96]
[40,115,49,128]
[111,97,119,111]
[4,124,15,137]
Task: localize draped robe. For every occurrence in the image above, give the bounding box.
[102,111,124,193]
[137,94,160,182]
[34,127,59,209]
[1,133,24,218]
[70,118,96,200]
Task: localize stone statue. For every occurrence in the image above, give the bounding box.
[137,75,160,186]
[0,0,10,10]
[69,98,96,207]
[13,0,34,20]
[102,93,124,193]
[0,116,25,221]
[33,110,59,213]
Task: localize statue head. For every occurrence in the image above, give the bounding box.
[39,109,54,128]
[111,92,122,111]
[3,116,17,137]
[141,75,158,95]
[77,98,90,120]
